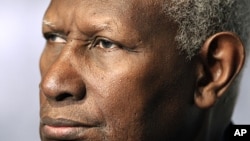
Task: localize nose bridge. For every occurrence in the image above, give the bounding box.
[41,44,86,101]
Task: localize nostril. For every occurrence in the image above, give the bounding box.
[55,93,73,101]
[55,89,86,101]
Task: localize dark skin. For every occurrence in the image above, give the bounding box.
[39,0,245,141]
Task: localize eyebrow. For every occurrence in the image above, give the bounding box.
[42,18,115,37]
[95,23,113,32]
[42,20,56,28]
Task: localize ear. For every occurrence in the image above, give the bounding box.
[194,32,245,109]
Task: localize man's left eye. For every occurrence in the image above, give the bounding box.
[93,38,118,49]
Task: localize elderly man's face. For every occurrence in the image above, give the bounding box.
[40,0,199,140]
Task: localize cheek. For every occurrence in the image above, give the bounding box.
[92,76,150,140]
[82,55,158,139]
[71,41,197,140]
[87,53,194,140]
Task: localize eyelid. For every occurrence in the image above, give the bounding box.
[92,36,140,53]
[92,37,121,48]
[43,32,67,43]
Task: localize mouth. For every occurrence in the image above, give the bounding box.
[40,117,99,140]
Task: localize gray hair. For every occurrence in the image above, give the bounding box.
[163,0,250,59]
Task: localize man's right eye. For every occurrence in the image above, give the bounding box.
[44,33,67,43]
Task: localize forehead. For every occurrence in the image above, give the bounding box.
[43,0,166,33]
[45,0,163,15]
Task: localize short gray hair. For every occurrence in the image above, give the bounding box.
[163,0,250,59]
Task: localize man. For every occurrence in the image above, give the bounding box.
[39,0,249,141]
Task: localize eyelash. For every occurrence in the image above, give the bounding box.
[92,37,120,49]
[44,33,67,43]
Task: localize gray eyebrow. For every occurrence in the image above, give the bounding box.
[42,19,56,28]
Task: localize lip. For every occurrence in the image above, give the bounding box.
[41,117,94,127]
[41,117,97,140]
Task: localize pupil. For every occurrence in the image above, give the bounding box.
[101,40,112,48]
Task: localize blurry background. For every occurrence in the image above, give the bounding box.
[0,1,249,141]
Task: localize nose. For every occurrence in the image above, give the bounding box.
[40,55,86,102]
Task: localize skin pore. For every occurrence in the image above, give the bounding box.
[39,0,245,141]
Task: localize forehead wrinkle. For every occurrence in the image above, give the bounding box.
[74,10,115,35]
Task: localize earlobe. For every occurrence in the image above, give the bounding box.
[194,32,245,109]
